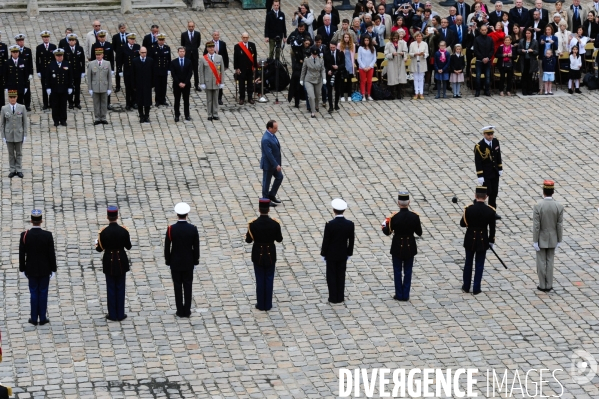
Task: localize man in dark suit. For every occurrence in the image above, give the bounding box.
[46,49,73,127]
[382,192,423,301]
[14,34,33,111]
[142,24,160,49]
[171,47,193,122]
[58,28,79,49]
[459,186,496,295]
[447,6,459,26]
[95,206,132,322]
[260,120,283,205]
[180,21,202,91]
[320,199,354,304]
[203,30,229,105]
[316,15,338,46]
[245,198,283,311]
[4,46,28,105]
[527,10,547,42]
[164,202,200,318]
[122,33,140,110]
[19,210,57,326]
[529,0,549,25]
[488,1,508,27]
[323,41,345,113]
[151,34,171,107]
[63,33,86,110]
[132,47,154,123]
[436,18,457,51]
[454,0,471,21]
[90,30,115,110]
[264,0,287,59]
[112,23,128,92]
[475,125,503,219]
[509,0,530,28]
[35,31,56,110]
[449,15,466,46]
[233,32,258,105]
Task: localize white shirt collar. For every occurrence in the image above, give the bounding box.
[335,215,345,218]
[544,197,553,200]
[31,226,41,229]
[484,139,492,146]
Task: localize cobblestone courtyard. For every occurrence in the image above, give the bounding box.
[0,5,598,398]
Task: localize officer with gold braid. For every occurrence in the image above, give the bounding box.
[474,125,503,220]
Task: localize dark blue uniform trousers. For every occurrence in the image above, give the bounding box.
[254,263,275,311]
[106,274,127,320]
[326,260,347,303]
[28,275,50,322]
[392,256,414,300]
[463,249,486,293]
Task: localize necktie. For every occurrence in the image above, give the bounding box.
[443,29,446,36]
[12,106,15,114]
[210,55,213,61]
[99,61,102,67]
[459,4,463,15]
[519,9,522,15]
[313,58,315,64]
[326,26,329,35]
[180,58,183,67]
[72,47,75,52]
[101,42,104,47]
[58,63,61,67]
[275,11,278,18]
[189,32,193,42]
[245,43,248,49]
[14,60,17,66]
[142,58,145,62]
[574,7,578,20]
[458,26,462,42]
[382,15,384,24]
[216,42,219,52]
[45,44,48,51]
[332,51,335,63]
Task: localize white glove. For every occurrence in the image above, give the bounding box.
[106,90,111,95]
[2,138,6,144]
[37,72,41,78]
[89,90,93,95]
[20,272,26,278]
[477,177,484,185]
[94,239,98,246]
[347,256,351,261]
[81,73,85,78]
[46,89,51,95]
[119,72,123,77]
[23,136,26,143]
[322,256,326,262]
[299,81,304,85]
[498,171,503,177]
[68,88,73,95]
[381,220,387,227]
[489,243,494,250]
[533,242,540,252]
[111,71,115,76]
[200,84,206,89]
[28,74,33,81]
[50,272,55,280]
[322,79,327,85]
[167,70,171,75]
[24,88,28,94]
[219,84,225,89]
[555,242,561,249]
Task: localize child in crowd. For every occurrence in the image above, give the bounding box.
[450,43,465,98]
[568,45,582,94]
[542,49,556,95]
[434,41,450,99]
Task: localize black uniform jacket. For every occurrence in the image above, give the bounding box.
[245,215,283,266]
[460,201,496,251]
[63,45,86,75]
[36,43,57,76]
[122,44,141,76]
[233,42,258,71]
[164,220,200,271]
[474,137,502,180]
[3,57,28,90]
[19,228,57,277]
[46,60,73,93]
[382,208,423,259]
[96,223,132,276]
[151,44,172,76]
[320,216,355,261]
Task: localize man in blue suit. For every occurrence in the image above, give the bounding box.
[260,120,284,206]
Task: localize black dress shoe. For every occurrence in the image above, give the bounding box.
[269,202,277,207]
[54,122,59,127]
[115,87,121,93]
[484,92,490,96]
[328,107,333,113]
[39,319,50,325]
[195,86,201,91]
[185,116,192,121]
[60,121,67,126]
[107,105,112,110]
[42,106,48,110]
[537,286,545,292]
[268,195,281,204]
[475,92,480,97]
[175,116,180,122]
[207,116,213,121]
[118,314,127,321]
[17,172,23,178]
[334,106,340,110]
[28,318,38,326]
[473,290,482,295]
[218,100,223,105]
[94,121,101,125]
[140,118,145,124]
[8,172,16,178]
[26,107,31,111]
[126,106,131,111]
[155,103,160,107]
[248,99,255,104]
[144,118,150,123]
[212,117,219,121]
[461,286,469,293]
[393,295,401,301]
[495,214,502,220]
[75,105,82,109]
[69,105,74,109]
[105,315,117,322]
[101,120,109,125]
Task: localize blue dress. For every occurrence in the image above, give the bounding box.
[434,50,450,80]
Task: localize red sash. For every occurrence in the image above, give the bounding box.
[238,42,254,70]
[203,55,221,85]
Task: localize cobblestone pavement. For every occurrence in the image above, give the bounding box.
[0,5,599,399]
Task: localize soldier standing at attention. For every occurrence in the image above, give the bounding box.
[96,206,132,322]
[63,34,85,110]
[90,30,115,110]
[122,33,140,111]
[46,49,73,127]
[87,48,112,125]
[164,202,200,318]
[320,198,354,304]
[460,186,497,295]
[1,90,28,178]
[151,33,171,107]
[245,199,283,311]
[19,210,57,326]
[35,31,56,110]
[199,42,224,121]
[4,46,28,106]
[474,125,503,219]
[14,34,33,111]
[381,191,423,301]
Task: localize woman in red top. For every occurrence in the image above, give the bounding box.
[391,16,411,44]
[488,22,506,60]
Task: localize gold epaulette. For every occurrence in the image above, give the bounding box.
[247,218,257,240]
[487,205,496,211]
[120,225,129,231]
[388,212,397,218]
[248,217,257,224]
[411,211,420,216]
[98,226,107,234]
[271,217,280,224]
[475,144,490,160]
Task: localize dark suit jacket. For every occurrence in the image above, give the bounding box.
[436,27,457,50]
[265,10,288,39]
[526,19,547,42]
[245,215,283,266]
[112,32,129,63]
[95,223,132,276]
[63,45,86,74]
[323,48,346,79]
[528,7,549,24]
[59,37,80,49]
[36,43,57,76]
[260,130,281,170]
[3,57,28,90]
[509,7,530,28]
[316,12,340,30]
[170,57,193,87]
[46,60,73,93]
[320,216,355,261]
[447,14,459,26]
[382,208,423,259]
[316,25,338,45]
[233,42,258,71]
[460,201,496,251]
[164,220,200,270]
[19,228,57,277]
[453,1,471,20]
[142,33,159,49]
[132,57,154,105]
[449,24,466,45]
[203,41,229,69]
[488,10,508,27]
[181,30,202,58]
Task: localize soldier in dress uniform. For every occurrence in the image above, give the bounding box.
[87,48,112,125]
[14,34,33,111]
[199,42,225,121]
[63,34,85,110]
[245,198,283,311]
[474,125,503,220]
[90,30,115,110]
[151,33,171,107]
[35,31,56,110]
[58,28,79,49]
[19,210,57,326]
[122,33,140,111]
[381,191,423,301]
[0,32,8,109]
[3,46,28,106]
[233,32,258,105]
[1,90,28,178]
[203,30,229,105]
[320,198,354,304]
[46,48,73,127]
[95,206,132,322]
[164,202,200,318]
[132,46,154,123]
[460,186,497,295]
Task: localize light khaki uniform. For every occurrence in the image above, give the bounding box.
[532,198,564,290]
[87,60,113,122]
[0,103,28,173]
[199,53,224,118]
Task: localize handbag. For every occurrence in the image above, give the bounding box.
[351,91,363,101]
[503,60,513,69]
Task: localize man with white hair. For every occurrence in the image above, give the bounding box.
[85,20,102,60]
[489,2,508,26]
[317,4,340,30]
[316,15,338,45]
[567,0,586,33]
[529,0,549,24]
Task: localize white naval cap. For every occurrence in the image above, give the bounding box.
[481,125,495,134]
[331,198,347,211]
[174,202,191,215]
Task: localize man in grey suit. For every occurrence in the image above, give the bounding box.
[88,48,113,125]
[260,120,283,206]
[199,42,225,121]
[1,90,28,178]
[533,180,564,292]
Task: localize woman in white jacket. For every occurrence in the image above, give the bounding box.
[384,30,408,99]
[409,31,429,99]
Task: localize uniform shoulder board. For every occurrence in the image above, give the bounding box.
[98,226,107,234]
[121,225,129,231]
[271,217,281,224]
[411,211,420,216]
[388,211,397,218]
[248,217,257,224]
[487,205,496,211]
